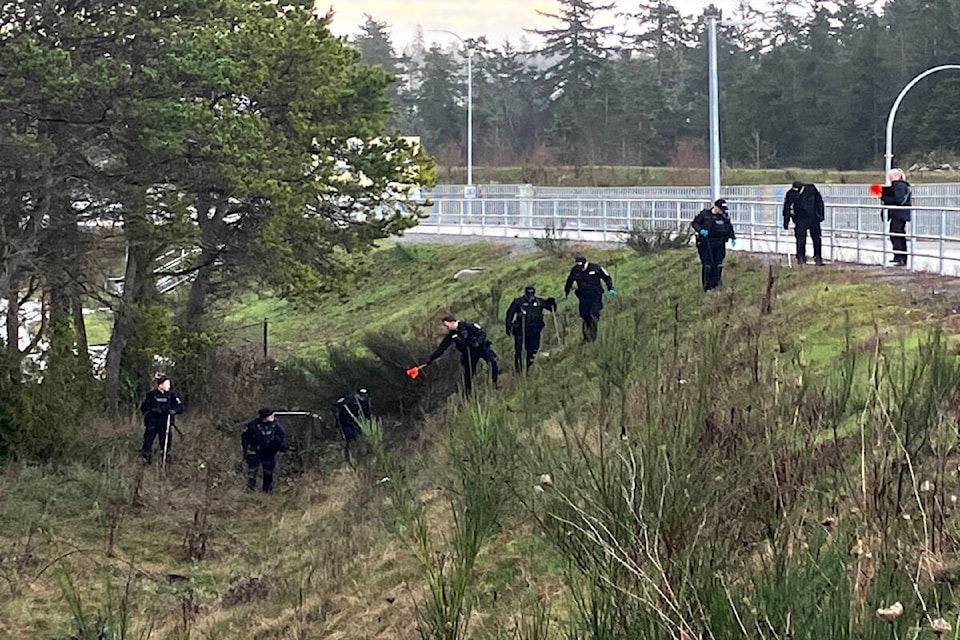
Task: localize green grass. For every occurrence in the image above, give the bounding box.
[5,242,960,639]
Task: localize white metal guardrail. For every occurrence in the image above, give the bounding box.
[408,191,960,277]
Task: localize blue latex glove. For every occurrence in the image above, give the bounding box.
[608,289,616,296]
[699,229,708,237]
[731,239,737,247]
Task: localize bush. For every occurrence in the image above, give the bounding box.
[533,225,573,259]
[622,223,690,256]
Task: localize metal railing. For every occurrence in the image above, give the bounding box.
[408,193,960,277]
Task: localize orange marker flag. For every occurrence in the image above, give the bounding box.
[869,183,883,197]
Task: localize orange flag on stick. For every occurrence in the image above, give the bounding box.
[405,365,423,379]
[869,183,883,197]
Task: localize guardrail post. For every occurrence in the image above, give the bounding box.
[602,200,608,241]
[940,208,946,274]
[909,217,916,272]
[577,200,583,240]
[856,208,862,263]
[829,201,836,262]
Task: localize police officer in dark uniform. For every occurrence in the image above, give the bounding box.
[691,199,737,291]
[505,286,557,373]
[881,168,912,266]
[242,408,287,492]
[564,256,615,342]
[139,376,184,464]
[782,181,825,265]
[332,388,371,461]
[427,316,499,396]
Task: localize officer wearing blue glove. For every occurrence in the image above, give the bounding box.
[564,256,614,341]
[691,199,737,291]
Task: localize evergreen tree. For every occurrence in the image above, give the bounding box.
[529,0,615,163]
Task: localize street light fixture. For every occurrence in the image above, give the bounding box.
[707,16,751,203]
[428,29,474,197]
[884,64,960,184]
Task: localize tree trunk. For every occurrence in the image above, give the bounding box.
[104,240,138,412]
[4,283,20,375]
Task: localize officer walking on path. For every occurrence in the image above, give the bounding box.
[426,316,499,396]
[505,286,557,373]
[691,199,737,291]
[564,256,615,342]
[782,181,825,266]
[242,408,287,492]
[139,376,184,464]
[332,388,372,462]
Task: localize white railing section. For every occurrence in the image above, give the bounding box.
[407,194,960,277]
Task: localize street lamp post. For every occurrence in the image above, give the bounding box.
[429,29,474,196]
[707,16,750,203]
[884,64,960,184]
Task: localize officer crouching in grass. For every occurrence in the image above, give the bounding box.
[242,408,287,493]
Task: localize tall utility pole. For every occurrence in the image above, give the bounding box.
[707,16,751,203]
[428,29,474,197]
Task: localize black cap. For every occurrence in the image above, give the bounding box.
[258,407,274,420]
[792,180,803,189]
[574,256,586,264]
[524,286,536,295]
[714,199,728,211]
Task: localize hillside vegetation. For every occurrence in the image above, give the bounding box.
[5,241,960,639]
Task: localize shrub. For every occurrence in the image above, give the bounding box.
[622,223,690,256]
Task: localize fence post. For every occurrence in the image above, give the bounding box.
[552,200,559,238]
[940,208,946,274]
[262,317,269,360]
[480,198,486,236]
[909,216,917,272]
[749,203,755,251]
[577,200,583,241]
[856,208,862,264]
[675,201,682,229]
[829,201,836,263]
[881,209,887,267]
[459,199,465,235]
[602,200,608,242]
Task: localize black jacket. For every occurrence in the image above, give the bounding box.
[139,389,184,429]
[881,179,912,222]
[242,419,287,456]
[332,393,372,430]
[429,321,489,361]
[691,209,736,242]
[564,263,613,297]
[505,295,556,334]
[782,183,825,227]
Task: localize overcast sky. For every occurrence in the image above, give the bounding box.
[324,0,747,48]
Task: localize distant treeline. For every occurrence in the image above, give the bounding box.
[351,0,960,171]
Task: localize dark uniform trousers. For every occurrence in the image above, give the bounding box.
[513,330,542,372]
[247,453,277,492]
[794,220,823,261]
[697,239,727,291]
[576,292,603,341]
[460,344,499,395]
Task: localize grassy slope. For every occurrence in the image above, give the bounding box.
[0,241,951,639]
